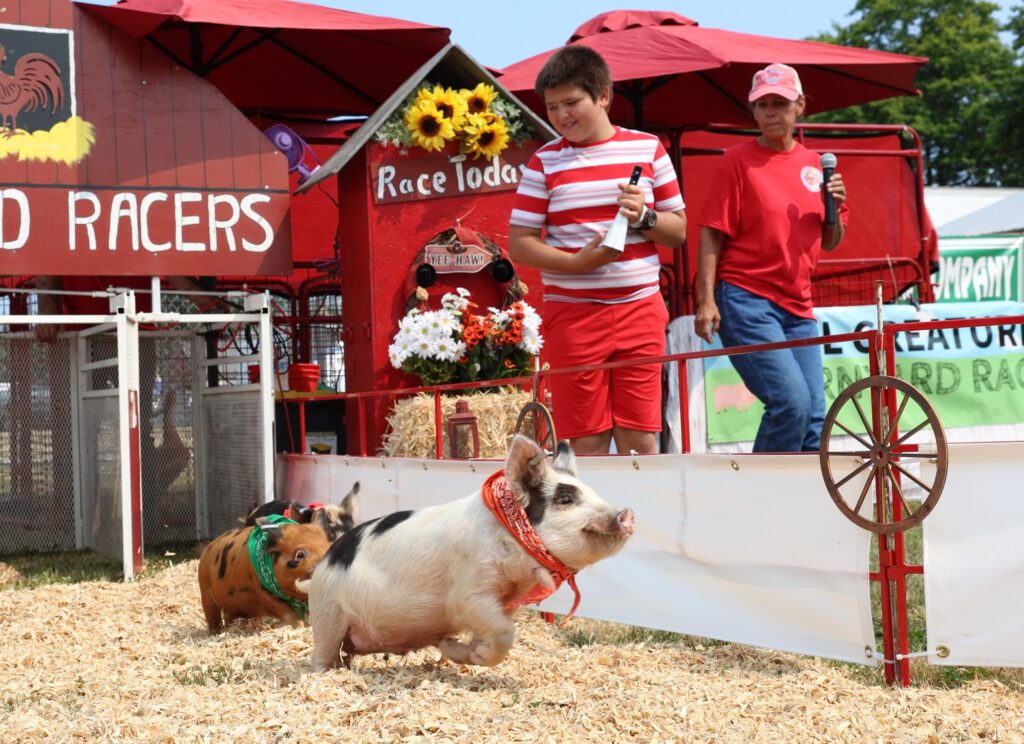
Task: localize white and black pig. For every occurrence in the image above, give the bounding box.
[302,434,634,672]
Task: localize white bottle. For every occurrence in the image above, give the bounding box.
[600,165,643,253]
[600,209,630,253]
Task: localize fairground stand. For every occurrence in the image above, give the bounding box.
[1,1,1022,688]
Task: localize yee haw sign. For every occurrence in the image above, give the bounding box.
[0,13,291,276]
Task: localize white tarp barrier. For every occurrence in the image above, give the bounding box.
[924,442,1024,667]
[281,451,877,665]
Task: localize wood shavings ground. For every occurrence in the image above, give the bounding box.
[2,560,1023,742]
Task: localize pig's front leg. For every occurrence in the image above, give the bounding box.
[438,597,516,667]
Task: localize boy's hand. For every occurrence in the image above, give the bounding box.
[617,182,646,225]
[574,232,620,271]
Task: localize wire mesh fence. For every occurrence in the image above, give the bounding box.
[0,333,76,553]
[0,314,270,561]
[305,290,344,392]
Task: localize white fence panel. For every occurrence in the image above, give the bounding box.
[924,442,1024,667]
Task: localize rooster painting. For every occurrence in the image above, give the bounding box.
[0,43,64,134]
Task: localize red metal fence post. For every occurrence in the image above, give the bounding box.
[884,327,914,687]
[678,361,690,454]
[434,390,444,459]
[868,333,899,686]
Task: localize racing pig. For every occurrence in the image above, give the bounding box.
[198,519,331,633]
[244,482,360,542]
[304,434,634,671]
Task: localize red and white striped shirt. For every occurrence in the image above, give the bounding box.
[510,127,684,304]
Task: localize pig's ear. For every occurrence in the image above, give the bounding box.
[340,483,359,522]
[255,517,284,552]
[551,440,578,477]
[505,434,546,504]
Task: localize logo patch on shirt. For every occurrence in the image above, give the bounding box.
[800,166,823,193]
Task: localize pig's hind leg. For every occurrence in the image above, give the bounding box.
[309,601,351,672]
[438,599,515,667]
[199,583,223,634]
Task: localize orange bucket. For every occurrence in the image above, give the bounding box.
[287,363,320,393]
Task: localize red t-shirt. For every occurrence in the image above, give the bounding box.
[699,140,849,318]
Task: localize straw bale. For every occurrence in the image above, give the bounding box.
[2,561,1024,742]
[382,389,535,458]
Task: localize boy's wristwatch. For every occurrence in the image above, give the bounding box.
[631,206,658,232]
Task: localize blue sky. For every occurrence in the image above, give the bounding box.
[322,1,866,68]
[77,1,1020,71]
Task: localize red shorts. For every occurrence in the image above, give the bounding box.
[542,292,668,440]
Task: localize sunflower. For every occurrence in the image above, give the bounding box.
[461,83,498,115]
[403,100,456,152]
[415,85,467,131]
[462,112,510,159]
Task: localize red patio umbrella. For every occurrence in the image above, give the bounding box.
[497,11,926,129]
[78,0,451,117]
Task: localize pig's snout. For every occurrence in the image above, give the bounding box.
[617,508,634,537]
[585,508,634,539]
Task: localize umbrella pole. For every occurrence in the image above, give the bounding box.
[670,129,690,316]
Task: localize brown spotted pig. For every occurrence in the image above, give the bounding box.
[198,519,331,633]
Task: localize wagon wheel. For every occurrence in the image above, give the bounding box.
[515,401,558,454]
[820,375,948,534]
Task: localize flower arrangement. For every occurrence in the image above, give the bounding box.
[374,82,533,158]
[389,288,543,386]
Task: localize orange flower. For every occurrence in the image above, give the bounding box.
[504,358,516,369]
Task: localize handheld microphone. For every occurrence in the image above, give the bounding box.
[820,153,837,228]
[601,165,644,252]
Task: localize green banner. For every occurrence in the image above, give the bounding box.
[935,236,1022,303]
[704,302,1024,444]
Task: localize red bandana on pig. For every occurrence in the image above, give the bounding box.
[481,469,581,622]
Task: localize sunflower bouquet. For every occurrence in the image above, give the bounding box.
[388,288,543,386]
[374,82,533,159]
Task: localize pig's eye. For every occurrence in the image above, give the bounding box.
[553,484,579,506]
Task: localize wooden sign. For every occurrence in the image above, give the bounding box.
[369,141,536,206]
[423,242,492,273]
[0,4,292,276]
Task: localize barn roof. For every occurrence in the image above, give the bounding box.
[297,43,554,193]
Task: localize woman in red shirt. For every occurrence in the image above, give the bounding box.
[694,63,848,453]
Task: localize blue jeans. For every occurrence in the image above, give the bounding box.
[715,282,824,453]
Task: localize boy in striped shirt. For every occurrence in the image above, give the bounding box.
[509,46,686,455]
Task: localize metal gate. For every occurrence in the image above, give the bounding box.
[0,291,274,578]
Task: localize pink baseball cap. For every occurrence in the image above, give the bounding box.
[748,63,803,102]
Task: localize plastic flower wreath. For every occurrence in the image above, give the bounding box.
[375,80,534,157]
[389,288,543,386]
